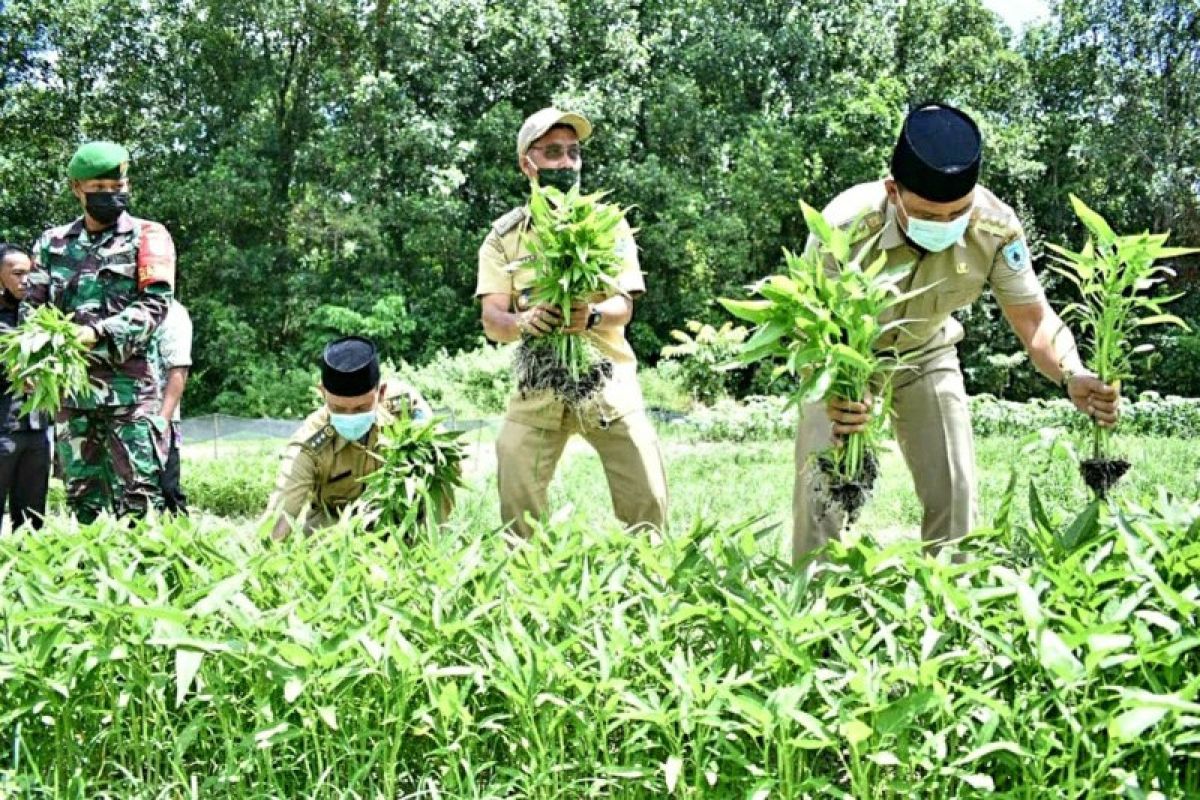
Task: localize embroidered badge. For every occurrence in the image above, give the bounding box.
[1003,239,1031,272]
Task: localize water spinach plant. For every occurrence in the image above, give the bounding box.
[720,201,926,521]
[358,414,466,533]
[0,304,94,415]
[1047,194,1196,497]
[515,182,629,406]
[3,480,1198,798]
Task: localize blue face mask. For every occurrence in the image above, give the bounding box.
[330,409,376,442]
[897,195,971,253]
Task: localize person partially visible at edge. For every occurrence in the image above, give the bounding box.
[25,141,176,523]
[792,102,1119,562]
[475,107,669,538]
[266,336,436,541]
[0,244,53,531]
[154,299,193,514]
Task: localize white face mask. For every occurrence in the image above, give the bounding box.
[896,194,972,252]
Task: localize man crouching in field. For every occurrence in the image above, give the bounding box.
[266,336,435,540]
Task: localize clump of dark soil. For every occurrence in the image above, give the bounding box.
[815,450,880,526]
[1080,458,1130,499]
[515,338,613,407]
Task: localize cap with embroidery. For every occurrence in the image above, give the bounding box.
[891,103,981,203]
[321,336,380,397]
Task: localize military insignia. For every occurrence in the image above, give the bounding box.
[1003,239,1031,272]
[304,424,337,452]
[956,262,969,275]
[493,207,528,236]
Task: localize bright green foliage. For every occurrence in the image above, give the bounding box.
[660,320,750,403]
[720,201,927,482]
[2,482,1198,797]
[1047,195,1197,459]
[357,416,466,532]
[0,304,95,415]
[523,182,630,381]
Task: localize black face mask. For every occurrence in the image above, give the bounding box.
[84,191,130,226]
[537,168,580,194]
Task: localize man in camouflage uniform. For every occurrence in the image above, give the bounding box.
[267,336,435,540]
[792,103,1119,561]
[27,141,175,522]
[476,107,668,538]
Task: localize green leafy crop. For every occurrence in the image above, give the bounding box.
[0,304,95,416]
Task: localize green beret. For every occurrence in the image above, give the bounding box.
[67,141,129,180]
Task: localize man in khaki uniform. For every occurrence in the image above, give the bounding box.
[793,102,1119,560]
[477,107,668,537]
[267,336,433,540]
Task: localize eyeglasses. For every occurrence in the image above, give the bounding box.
[527,144,582,161]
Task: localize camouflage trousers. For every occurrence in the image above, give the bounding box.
[57,404,167,523]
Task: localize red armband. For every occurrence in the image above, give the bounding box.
[137,222,176,289]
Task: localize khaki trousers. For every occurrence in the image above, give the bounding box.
[791,350,977,561]
[496,410,668,537]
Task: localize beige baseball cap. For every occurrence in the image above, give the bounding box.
[516,107,593,161]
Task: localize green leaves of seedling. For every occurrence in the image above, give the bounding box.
[357,414,466,534]
[0,304,96,415]
[720,199,927,483]
[1048,195,1197,465]
[522,182,630,389]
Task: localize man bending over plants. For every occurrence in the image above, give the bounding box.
[792,103,1119,560]
[475,107,668,537]
[266,336,447,540]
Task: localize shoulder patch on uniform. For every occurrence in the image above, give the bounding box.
[302,424,338,452]
[493,207,528,236]
[845,210,884,243]
[1002,239,1031,272]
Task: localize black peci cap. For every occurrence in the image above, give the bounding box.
[891,103,982,203]
[320,336,381,397]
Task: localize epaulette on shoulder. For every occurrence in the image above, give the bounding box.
[972,210,1020,241]
[836,209,885,244]
[492,207,528,237]
[302,424,337,452]
[383,394,412,416]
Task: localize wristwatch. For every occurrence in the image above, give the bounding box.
[586,306,602,330]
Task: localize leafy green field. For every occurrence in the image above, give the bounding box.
[3,425,1198,797]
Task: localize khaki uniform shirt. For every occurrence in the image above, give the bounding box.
[811,181,1046,364]
[267,384,431,528]
[476,206,646,430]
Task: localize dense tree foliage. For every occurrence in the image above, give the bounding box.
[1,0,1196,411]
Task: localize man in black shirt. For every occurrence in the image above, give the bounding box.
[0,244,52,531]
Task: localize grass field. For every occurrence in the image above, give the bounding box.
[179,425,1200,557]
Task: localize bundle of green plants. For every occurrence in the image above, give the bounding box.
[0,304,94,415]
[357,414,466,533]
[1047,195,1196,498]
[514,182,629,406]
[720,201,927,522]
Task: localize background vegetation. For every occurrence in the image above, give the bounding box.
[1,0,1196,415]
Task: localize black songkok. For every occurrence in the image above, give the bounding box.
[891,103,982,203]
[321,336,380,397]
